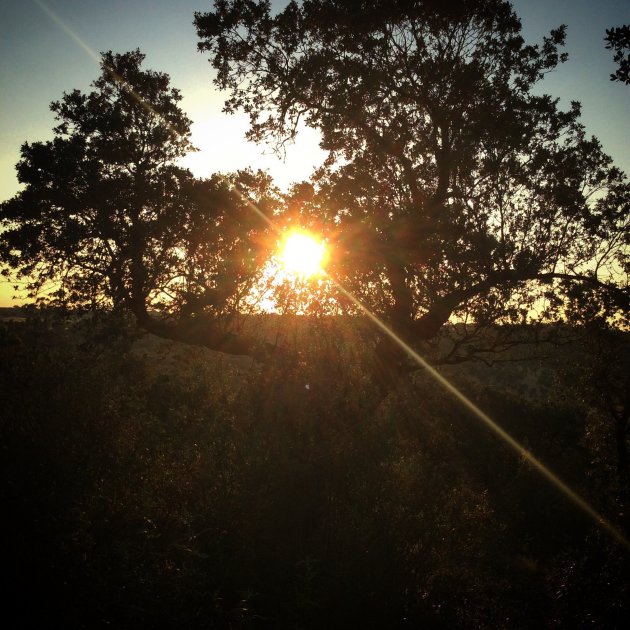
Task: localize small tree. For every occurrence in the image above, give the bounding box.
[0,50,278,357]
[196,0,629,371]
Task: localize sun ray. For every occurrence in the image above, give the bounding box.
[331,279,630,550]
[33,0,181,142]
[231,188,630,549]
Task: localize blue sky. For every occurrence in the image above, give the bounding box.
[0,0,628,304]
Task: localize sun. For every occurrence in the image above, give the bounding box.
[279,230,327,279]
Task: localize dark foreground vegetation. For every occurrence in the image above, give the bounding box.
[2,312,629,629]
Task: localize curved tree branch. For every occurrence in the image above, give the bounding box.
[412,270,628,340]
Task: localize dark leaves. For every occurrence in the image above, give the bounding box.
[605,25,630,85]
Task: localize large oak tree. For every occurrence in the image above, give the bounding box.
[196,0,629,366]
[0,50,278,357]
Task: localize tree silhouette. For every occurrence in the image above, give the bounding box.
[606,25,630,85]
[196,0,629,368]
[0,50,277,357]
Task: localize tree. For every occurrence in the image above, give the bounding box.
[196,0,629,372]
[606,25,630,85]
[0,50,278,358]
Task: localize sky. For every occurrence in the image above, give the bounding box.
[0,0,628,306]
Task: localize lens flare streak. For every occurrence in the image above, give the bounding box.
[332,281,630,549]
[34,0,181,142]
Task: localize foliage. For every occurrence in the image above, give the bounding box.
[606,25,630,85]
[0,50,279,357]
[196,0,629,364]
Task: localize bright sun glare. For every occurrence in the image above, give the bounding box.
[279,231,327,279]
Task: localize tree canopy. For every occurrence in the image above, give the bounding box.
[196,0,629,363]
[0,50,278,357]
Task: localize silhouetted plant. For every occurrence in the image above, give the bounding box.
[606,25,630,84]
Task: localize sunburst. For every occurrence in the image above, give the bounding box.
[279,230,327,279]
